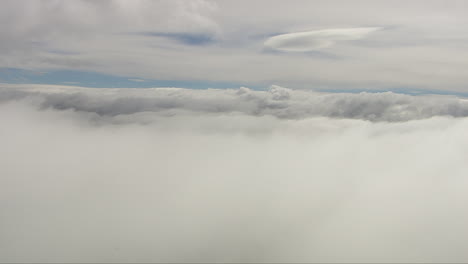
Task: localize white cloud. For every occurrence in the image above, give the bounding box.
[1,86,468,262]
[264,27,381,52]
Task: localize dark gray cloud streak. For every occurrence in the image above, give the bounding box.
[2,85,468,122]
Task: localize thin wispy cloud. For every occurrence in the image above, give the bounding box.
[127,78,146,82]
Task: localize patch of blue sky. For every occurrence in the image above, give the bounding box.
[0,68,249,89]
[1,68,467,97]
[137,32,215,46]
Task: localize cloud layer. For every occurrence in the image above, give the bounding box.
[2,85,468,262]
[2,1,468,91]
[2,84,468,122]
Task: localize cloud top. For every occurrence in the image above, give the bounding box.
[2,84,468,123]
[264,27,381,52]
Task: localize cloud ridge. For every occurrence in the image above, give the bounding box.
[2,84,468,122]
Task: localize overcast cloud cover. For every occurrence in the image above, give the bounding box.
[2,0,468,90]
[2,0,468,263]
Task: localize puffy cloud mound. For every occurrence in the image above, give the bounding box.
[2,84,468,262]
[2,84,468,122]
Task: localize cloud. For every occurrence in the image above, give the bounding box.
[3,1,468,90]
[2,84,468,122]
[127,78,146,82]
[1,85,468,262]
[264,27,382,52]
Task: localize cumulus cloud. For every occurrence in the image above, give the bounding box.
[1,85,468,262]
[2,84,468,122]
[264,27,381,52]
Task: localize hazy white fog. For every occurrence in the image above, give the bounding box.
[1,85,468,262]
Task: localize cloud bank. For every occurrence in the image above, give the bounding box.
[2,84,468,122]
[2,85,468,262]
[264,27,381,52]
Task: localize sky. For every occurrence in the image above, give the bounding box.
[2,1,468,263]
[1,0,468,93]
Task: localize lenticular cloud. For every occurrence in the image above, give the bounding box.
[2,84,468,263]
[264,27,381,52]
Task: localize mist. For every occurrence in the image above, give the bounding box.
[1,86,468,262]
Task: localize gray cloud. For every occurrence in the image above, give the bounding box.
[2,1,468,90]
[1,88,468,262]
[2,84,468,123]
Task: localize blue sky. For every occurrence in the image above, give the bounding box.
[0,68,247,89]
[3,67,468,97]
